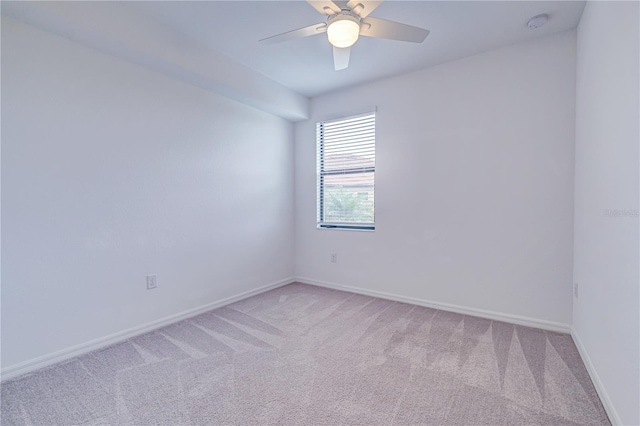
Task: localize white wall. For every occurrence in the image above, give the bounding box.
[1,17,294,369]
[573,2,639,425]
[295,31,577,326]
[1,1,309,121]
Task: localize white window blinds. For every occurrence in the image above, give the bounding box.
[317,111,375,230]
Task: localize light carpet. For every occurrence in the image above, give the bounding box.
[1,283,609,425]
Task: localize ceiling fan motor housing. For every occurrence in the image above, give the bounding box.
[327,11,361,48]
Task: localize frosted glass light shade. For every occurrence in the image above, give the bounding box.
[327,17,360,48]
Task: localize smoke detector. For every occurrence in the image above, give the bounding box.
[527,14,549,29]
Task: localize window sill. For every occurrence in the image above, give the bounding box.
[317,225,375,232]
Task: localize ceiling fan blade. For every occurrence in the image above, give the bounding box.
[307,0,341,15]
[333,46,351,70]
[260,23,327,45]
[360,17,429,43]
[346,0,382,18]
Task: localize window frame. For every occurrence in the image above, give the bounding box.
[316,111,376,231]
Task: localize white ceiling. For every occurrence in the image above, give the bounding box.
[127,0,586,97]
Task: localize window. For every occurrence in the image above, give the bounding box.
[317,111,375,230]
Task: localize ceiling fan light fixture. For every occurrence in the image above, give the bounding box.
[327,13,360,48]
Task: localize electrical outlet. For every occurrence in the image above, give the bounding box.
[147,275,157,290]
[574,282,578,298]
[330,253,337,263]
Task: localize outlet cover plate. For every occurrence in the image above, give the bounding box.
[147,275,157,290]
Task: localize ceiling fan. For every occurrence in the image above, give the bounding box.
[259,0,430,71]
